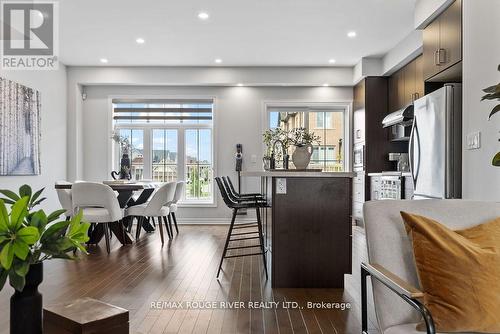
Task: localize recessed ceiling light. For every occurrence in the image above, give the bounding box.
[100,58,108,64]
[347,31,357,38]
[214,58,222,64]
[322,83,329,87]
[237,83,244,87]
[198,12,209,20]
[136,38,145,44]
[328,59,336,64]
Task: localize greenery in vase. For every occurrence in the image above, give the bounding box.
[289,127,321,147]
[0,185,90,291]
[111,132,131,155]
[262,129,274,158]
[481,64,500,166]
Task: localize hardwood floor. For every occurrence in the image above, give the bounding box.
[0,225,376,334]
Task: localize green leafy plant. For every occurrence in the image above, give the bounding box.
[481,64,500,166]
[289,127,321,147]
[0,185,90,291]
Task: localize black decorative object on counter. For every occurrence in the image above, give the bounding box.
[10,262,43,334]
[111,153,132,180]
[283,154,289,170]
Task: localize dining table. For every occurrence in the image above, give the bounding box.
[54,181,163,245]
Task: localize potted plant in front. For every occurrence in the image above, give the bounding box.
[481,64,500,166]
[0,185,90,334]
[290,127,321,169]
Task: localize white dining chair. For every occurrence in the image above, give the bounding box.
[55,181,73,219]
[125,181,176,245]
[167,181,185,234]
[72,182,124,253]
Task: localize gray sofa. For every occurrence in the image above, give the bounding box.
[362,199,500,334]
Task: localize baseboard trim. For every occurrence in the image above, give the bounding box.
[176,217,256,225]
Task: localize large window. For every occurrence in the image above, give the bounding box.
[113,99,214,204]
[152,129,178,182]
[185,129,213,201]
[268,106,346,171]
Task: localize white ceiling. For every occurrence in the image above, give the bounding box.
[59,0,417,67]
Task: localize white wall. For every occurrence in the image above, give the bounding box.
[1,66,67,211]
[81,85,352,222]
[382,30,423,75]
[415,0,454,28]
[462,0,500,200]
[66,66,354,181]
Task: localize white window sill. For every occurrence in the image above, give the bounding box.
[178,201,216,208]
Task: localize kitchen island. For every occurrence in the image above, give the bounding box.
[241,170,354,288]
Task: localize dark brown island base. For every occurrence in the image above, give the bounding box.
[241,171,354,288]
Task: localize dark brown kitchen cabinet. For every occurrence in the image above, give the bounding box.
[423,0,462,80]
[388,69,405,112]
[403,60,416,105]
[388,55,424,112]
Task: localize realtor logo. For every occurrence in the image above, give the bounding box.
[1,1,59,70]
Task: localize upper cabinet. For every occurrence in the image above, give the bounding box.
[388,55,424,113]
[423,0,462,80]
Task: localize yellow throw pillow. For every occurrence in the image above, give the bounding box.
[401,212,500,333]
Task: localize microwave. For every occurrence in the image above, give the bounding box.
[353,145,364,169]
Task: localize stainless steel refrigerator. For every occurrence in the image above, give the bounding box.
[410,83,462,199]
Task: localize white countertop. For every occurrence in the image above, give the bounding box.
[367,171,412,177]
[241,170,355,178]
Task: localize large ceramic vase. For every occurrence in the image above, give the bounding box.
[10,262,43,334]
[292,144,313,169]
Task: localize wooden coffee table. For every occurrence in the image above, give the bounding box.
[44,297,129,333]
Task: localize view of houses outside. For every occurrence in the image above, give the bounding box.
[117,128,212,201]
[269,110,344,171]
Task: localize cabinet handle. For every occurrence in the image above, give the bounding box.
[434,50,440,65]
[356,129,361,139]
[438,48,446,64]
[414,93,419,100]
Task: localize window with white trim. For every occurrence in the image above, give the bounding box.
[113,99,214,204]
[268,106,346,171]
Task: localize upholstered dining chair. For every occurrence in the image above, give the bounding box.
[125,181,176,244]
[361,199,500,334]
[55,181,73,219]
[167,181,185,235]
[72,182,124,254]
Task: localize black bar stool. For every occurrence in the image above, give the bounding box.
[224,176,265,199]
[215,177,268,279]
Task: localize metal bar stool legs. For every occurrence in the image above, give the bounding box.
[217,209,238,278]
[255,207,268,279]
[216,207,267,279]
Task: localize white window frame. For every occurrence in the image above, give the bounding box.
[107,95,217,207]
[262,101,352,172]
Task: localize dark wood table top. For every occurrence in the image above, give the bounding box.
[54,181,163,191]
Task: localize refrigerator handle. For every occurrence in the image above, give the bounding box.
[409,118,416,187]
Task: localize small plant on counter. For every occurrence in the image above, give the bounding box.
[262,129,275,158]
[289,127,321,147]
[481,64,500,166]
[0,185,90,291]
